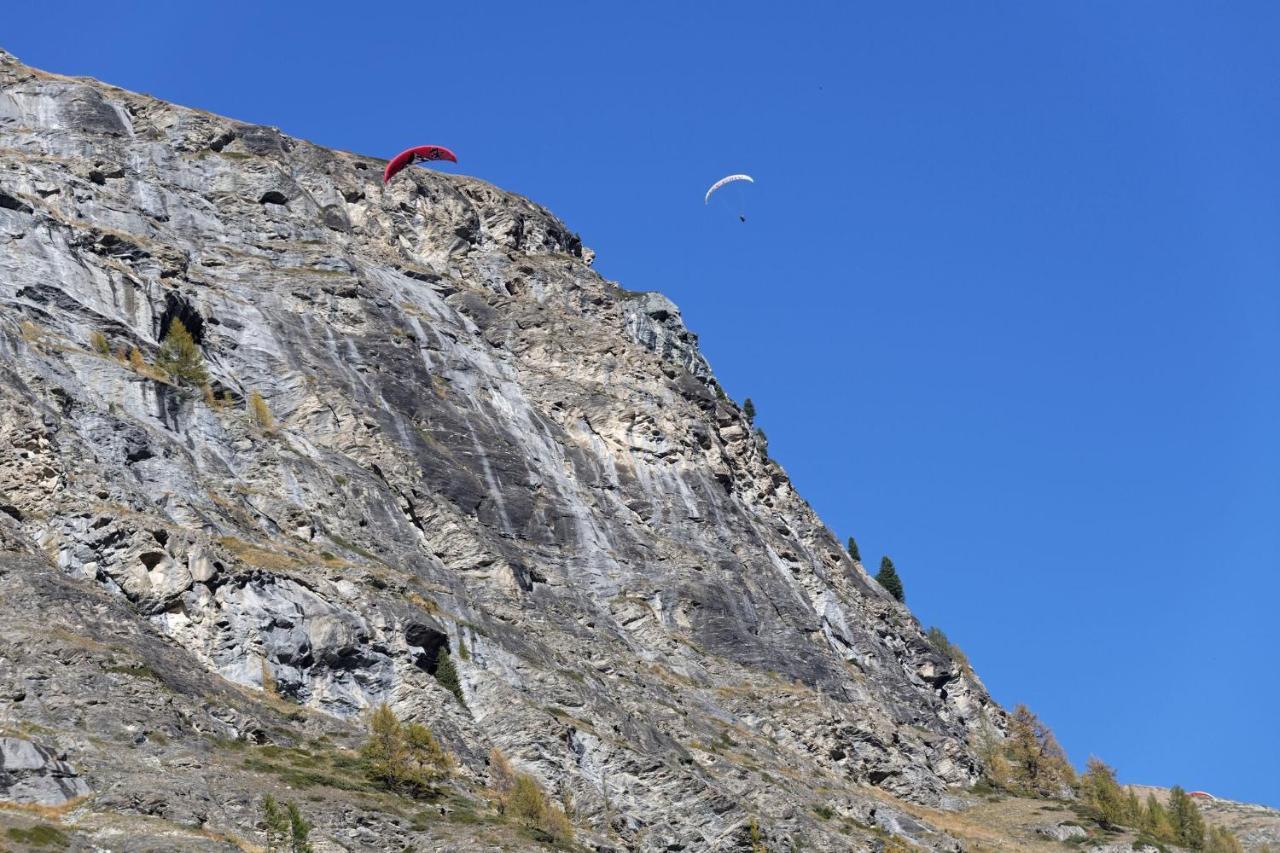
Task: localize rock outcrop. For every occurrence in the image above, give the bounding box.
[0,47,1003,850]
[0,737,90,805]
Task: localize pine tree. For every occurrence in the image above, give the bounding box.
[153,318,208,387]
[742,398,756,422]
[846,537,861,563]
[433,649,465,705]
[875,556,905,602]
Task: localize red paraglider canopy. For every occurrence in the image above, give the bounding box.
[383,145,458,183]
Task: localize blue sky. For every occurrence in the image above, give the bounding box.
[7,2,1278,806]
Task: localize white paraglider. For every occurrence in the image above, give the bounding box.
[704,174,754,205]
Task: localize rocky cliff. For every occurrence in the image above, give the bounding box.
[0,49,1002,851]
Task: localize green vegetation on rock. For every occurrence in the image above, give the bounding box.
[153,318,208,387]
[361,703,451,797]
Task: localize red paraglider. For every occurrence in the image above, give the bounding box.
[382,146,458,184]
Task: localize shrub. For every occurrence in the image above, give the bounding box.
[153,318,208,387]
[90,330,110,355]
[1205,825,1245,853]
[5,825,69,848]
[128,346,147,372]
[754,426,768,448]
[261,659,278,697]
[926,626,971,674]
[249,391,275,432]
[875,556,905,602]
[261,795,313,853]
[846,536,861,563]
[543,799,575,842]
[488,749,573,843]
[509,774,549,826]
[975,718,1012,790]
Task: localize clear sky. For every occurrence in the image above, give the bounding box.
[6,1,1278,807]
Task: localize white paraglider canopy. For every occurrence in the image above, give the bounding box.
[704,174,754,205]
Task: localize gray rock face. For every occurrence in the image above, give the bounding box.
[0,737,90,804]
[0,48,1005,849]
[1037,821,1088,842]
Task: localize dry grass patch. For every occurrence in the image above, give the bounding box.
[0,796,90,821]
[868,789,1085,853]
[216,536,301,571]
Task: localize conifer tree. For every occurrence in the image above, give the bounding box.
[1145,792,1174,841]
[742,398,756,422]
[875,556,905,602]
[261,795,290,852]
[846,537,861,563]
[1004,705,1074,796]
[361,703,405,787]
[403,722,451,784]
[433,649,465,705]
[153,318,208,387]
[1169,786,1206,849]
[286,802,313,853]
[975,718,1012,789]
[489,748,517,812]
[1125,788,1142,827]
[249,390,275,432]
[1081,757,1126,827]
[360,703,450,795]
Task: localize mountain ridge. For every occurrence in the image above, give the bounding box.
[0,47,1160,851]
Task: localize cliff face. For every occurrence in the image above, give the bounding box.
[0,49,1001,850]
